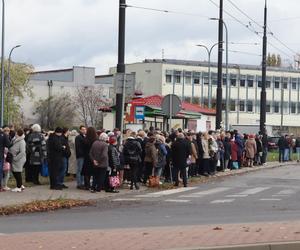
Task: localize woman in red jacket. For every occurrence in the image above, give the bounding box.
[230,138,239,169]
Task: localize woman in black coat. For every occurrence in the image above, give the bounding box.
[81,127,98,190]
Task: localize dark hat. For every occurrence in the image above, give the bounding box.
[55,127,63,133]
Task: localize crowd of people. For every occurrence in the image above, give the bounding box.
[0,123,275,193]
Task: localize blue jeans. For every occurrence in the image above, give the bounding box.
[296,147,300,161]
[0,160,3,188]
[76,157,84,186]
[284,149,289,162]
[57,157,68,185]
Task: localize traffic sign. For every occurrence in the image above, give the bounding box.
[135,106,145,119]
[161,94,181,117]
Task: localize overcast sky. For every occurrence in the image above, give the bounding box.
[6,0,300,74]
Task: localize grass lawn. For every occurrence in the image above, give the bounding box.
[267,150,298,162]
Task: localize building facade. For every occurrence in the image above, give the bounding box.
[109,59,300,128]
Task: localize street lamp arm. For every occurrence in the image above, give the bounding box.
[209,42,220,54]
[196,44,209,55]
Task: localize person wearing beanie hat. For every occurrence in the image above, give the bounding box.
[54,127,63,134]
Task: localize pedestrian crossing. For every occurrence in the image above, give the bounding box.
[112,186,300,204]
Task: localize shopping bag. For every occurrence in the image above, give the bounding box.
[232,161,239,169]
[109,175,120,188]
[40,160,49,177]
[148,176,160,187]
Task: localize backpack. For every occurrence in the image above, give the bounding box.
[124,140,140,163]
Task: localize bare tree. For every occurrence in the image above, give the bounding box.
[74,86,111,128]
[34,93,75,129]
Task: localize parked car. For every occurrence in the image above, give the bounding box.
[268,136,280,151]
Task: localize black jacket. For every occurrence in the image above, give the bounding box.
[223,137,231,160]
[62,135,71,158]
[47,133,64,168]
[171,138,191,169]
[123,138,142,164]
[277,136,285,150]
[75,133,85,159]
[0,132,10,160]
[108,144,120,169]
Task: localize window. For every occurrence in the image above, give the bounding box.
[203,72,209,85]
[266,81,271,88]
[165,70,172,83]
[275,81,280,89]
[292,79,297,90]
[247,100,253,112]
[239,100,245,111]
[240,79,246,87]
[257,81,262,88]
[174,71,181,84]
[193,72,200,84]
[248,80,253,88]
[230,79,236,86]
[274,102,280,113]
[291,102,296,113]
[185,71,192,84]
[192,97,200,104]
[212,73,217,85]
[247,75,255,88]
[282,77,288,89]
[223,73,227,85]
[175,75,181,84]
[230,100,236,111]
[194,78,200,84]
[298,103,300,114]
[166,75,172,83]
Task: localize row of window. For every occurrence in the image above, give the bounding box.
[166,71,299,90]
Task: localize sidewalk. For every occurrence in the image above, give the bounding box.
[0,161,294,208]
[1,221,300,249]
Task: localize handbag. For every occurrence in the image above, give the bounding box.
[109,175,120,188]
[148,176,160,187]
[232,161,239,169]
[3,161,10,171]
[40,160,49,177]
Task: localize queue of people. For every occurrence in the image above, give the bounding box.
[0,124,272,193]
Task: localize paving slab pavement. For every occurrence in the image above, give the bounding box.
[0,161,293,208]
[1,221,300,250]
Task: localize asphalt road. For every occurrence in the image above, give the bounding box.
[1,164,300,234]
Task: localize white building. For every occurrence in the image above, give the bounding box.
[22,66,113,125]
[109,59,300,129]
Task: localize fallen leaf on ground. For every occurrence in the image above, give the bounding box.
[213,227,223,230]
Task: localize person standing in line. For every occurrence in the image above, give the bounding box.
[89,132,109,193]
[136,130,146,183]
[123,132,142,190]
[2,127,12,191]
[58,128,71,189]
[295,136,300,162]
[208,131,218,175]
[107,136,120,193]
[187,132,198,177]
[283,135,290,162]
[277,135,285,163]
[9,129,26,192]
[255,135,263,165]
[26,124,47,185]
[196,132,204,175]
[143,135,157,185]
[24,127,32,182]
[75,125,86,189]
[261,131,269,165]
[223,134,231,171]
[245,134,257,167]
[172,133,191,187]
[47,127,65,190]
[0,128,11,192]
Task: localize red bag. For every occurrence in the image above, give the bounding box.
[148,176,160,187]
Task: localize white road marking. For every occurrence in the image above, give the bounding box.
[259,198,281,201]
[180,187,231,198]
[226,194,248,198]
[237,187,270,196]
[272,189,296,197]
[136,187,197,198]
[210,199,235,204]
[112,198,140,202]
[165,199,191,203]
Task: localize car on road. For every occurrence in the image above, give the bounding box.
[268,136,280,151]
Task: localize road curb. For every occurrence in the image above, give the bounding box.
[172,241,300,250]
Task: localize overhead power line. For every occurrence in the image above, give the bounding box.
[226,0,298,57]
[229,50,261,57]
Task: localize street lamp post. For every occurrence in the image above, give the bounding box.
[7,44,21,124]
[210,18,229,130]
[196,42,219,109]
[1,0,4,127]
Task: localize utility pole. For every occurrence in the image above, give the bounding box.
[216,0,223,130]
[115,0,126,130]
[260,0,267,134]
[1,0,4,127]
